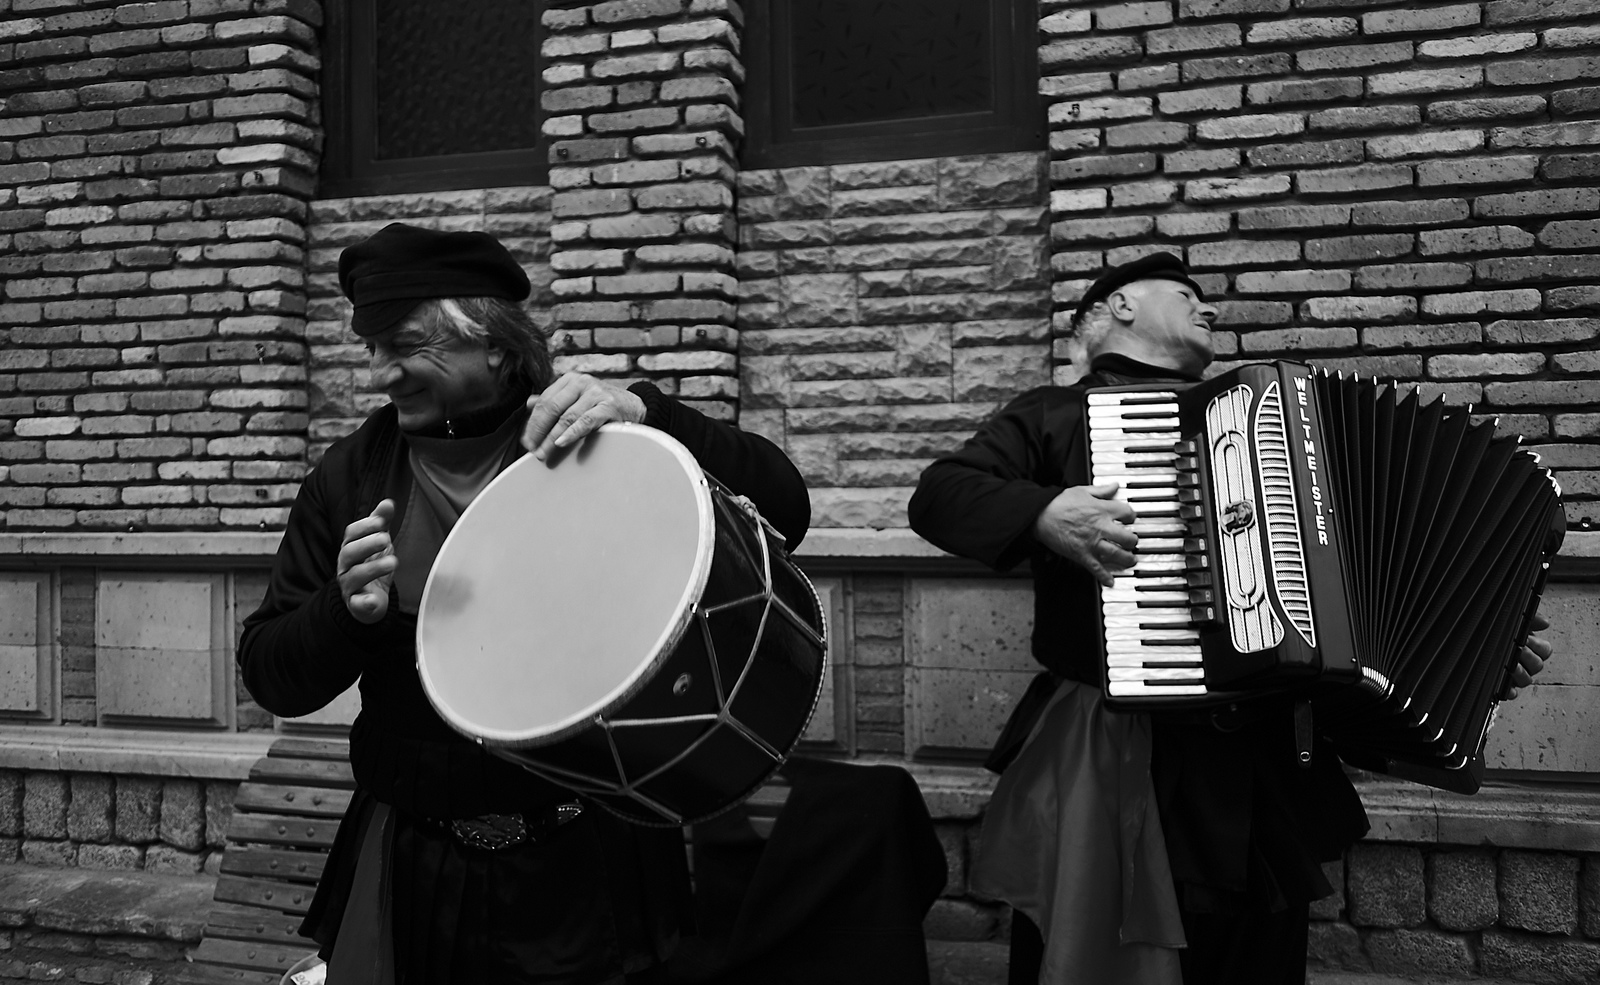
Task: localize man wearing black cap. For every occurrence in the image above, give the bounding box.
[908,253,1371,985]
[238,222,809,983]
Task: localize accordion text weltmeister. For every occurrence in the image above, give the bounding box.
[1086,361,1566,794]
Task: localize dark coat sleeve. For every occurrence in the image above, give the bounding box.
[238,426,411,718]
[908,388,1081,572]
[630,381,810,552]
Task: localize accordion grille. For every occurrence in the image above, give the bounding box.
[1254,381,1316,648]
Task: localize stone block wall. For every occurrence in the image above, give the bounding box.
[0,769,234,877]
[0,0,324,532]
[1310,842,1600,982]
[303,188,556,460]
[1040,0,1600,526]
[737,153,1054,529]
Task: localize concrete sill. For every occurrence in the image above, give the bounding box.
[1358,776,1600,852]
[0,864,213,942]
[0,727,276,781]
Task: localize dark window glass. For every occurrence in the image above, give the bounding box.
[373,0,544,160]
[790,0,993,129]
[744,0,1042,169]
[321,0,548,197]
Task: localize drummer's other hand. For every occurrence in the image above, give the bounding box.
[1505,610,1553,701]
[522,372,646,461]
[1033,483,1138,589]
[338,499,397,625]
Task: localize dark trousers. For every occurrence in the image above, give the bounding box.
[1007,900,1310,985]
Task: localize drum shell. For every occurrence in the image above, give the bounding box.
[487,482,827,826]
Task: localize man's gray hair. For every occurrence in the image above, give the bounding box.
[414,296,553,394]
[1064,301,1117,377]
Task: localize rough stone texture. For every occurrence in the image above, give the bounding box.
[114,777,160,844]
[203,781,235,850]
[66,775,113,845]
[1501,850,1581,935]
[1307,920,1369,971]
[0,773,23,839]
[22,774,67,841]
[1582,856,1600,939]
[737,154,1050,526]
[156,780,203,852]
[1347,844,1426,928]
[1428,849,1498,930]
[1480,930,1600,984]
[1365,927,1475,977]
[142,845,204,876]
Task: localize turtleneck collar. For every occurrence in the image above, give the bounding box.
[1088,351,1204,385]
[402,386,531,440]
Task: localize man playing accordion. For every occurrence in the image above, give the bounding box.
[909,253,1552,985]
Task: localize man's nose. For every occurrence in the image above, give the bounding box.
[369,349,400,388]
[1198,301,1219,324]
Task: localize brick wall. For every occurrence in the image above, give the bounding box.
[540,0,746,423]
[1042,0,1600,527]
[737,153,1053,529]
[0,0,322,533]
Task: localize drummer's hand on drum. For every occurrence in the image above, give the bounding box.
[1033,483,1138,589]
[1505,610,1553,701]
[522,372,647,462]
[338,499,398,625]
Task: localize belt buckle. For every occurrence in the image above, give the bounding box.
[449,813,529,851]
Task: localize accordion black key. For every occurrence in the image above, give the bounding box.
[1086,361,1565,793]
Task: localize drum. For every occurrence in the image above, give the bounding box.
[416,423,827,825]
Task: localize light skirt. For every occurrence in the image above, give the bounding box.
[971,681,1186,985]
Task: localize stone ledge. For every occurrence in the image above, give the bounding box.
[0,531,281,561]
[0,726,276,780]
[0,529,1593,578]
[1359,777,1600,852]
[0,864,213,942]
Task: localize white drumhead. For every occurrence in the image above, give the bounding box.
[417,424,713,746]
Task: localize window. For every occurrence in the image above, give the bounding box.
[742,0,1044,169]
[320,0,548,196]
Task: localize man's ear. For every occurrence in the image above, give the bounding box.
[486,348,505,369]
[1106,286,1138,322]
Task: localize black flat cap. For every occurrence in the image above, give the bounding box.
[338,223,531,337]
[1072,251,1204,328]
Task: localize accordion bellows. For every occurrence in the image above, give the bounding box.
[1087,362,1565,794]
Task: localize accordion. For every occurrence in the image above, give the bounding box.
[1087,361,1565,793]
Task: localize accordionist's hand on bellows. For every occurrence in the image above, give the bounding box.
[1033,483,1138,588]
[1504,610,1553,701]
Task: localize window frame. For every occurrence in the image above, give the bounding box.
[740,0,1045,170]
[318,0,550,198]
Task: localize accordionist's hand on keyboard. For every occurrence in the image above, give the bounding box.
[1504,610,1552,701]
[1032,483,1138,588]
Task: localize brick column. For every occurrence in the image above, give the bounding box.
[0,0,322,531]
[540,0,744,420]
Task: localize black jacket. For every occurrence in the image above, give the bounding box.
[239,383,810,983]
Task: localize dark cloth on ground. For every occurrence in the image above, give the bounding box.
[666,758,947,985]
[907,353,1369,981]
[238,381,810,984]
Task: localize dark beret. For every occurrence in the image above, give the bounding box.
[1072,251,1204,328]
[338,223,531,337]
